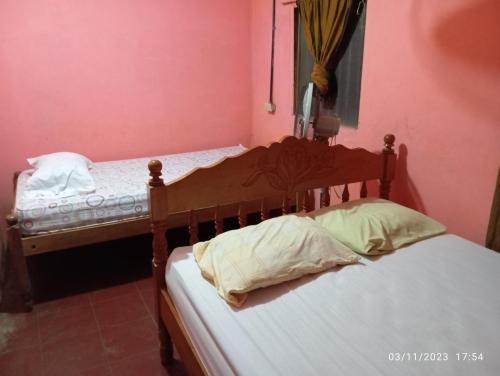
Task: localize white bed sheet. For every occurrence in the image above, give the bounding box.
[166,234,500,376]
[15,145,245,235]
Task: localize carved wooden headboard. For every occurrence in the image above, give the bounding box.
[147,134,396,285]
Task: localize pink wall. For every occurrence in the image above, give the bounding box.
[0,0,251,228]
[249,0,295,144]
[1,1,498,245]
[249,0,500,245]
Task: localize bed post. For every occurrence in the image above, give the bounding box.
[1,213,33,312]
[380,134,396,199]
[148,160,173,366]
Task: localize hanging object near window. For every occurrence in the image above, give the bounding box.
[265,0,277,113]
[295,82,340,140]
[294,82,316,138]
[298,0,353,95]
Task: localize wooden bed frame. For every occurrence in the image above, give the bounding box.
[3,149,247,311]
[148,134,396,375]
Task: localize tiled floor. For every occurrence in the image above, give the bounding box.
[0,280,185,376]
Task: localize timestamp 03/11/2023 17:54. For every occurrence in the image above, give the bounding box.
[388,352,484,362]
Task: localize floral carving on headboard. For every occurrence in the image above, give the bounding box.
[242,137,336,195]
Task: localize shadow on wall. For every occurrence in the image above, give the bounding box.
[410,0,500,122]
[391,144,426,213]
[363,144,424,213]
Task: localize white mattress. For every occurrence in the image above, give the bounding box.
[166,234,500,376]
[15,145,245,235]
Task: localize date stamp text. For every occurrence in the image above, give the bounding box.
[388,352,484,362]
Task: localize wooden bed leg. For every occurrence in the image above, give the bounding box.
[1,214,33,312]
[159,316,174,365]
[152,233,173,367]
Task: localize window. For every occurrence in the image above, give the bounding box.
[294,1,367,128]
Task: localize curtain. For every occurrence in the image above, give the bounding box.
[299,0,353,94]
[486,166,500,252]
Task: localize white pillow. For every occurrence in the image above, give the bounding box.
[24,152,96,198]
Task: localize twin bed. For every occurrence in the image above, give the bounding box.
[7,145,246,254]
[5,135,500,375]
[4,145,245,309]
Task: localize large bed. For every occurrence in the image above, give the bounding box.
[167,235,499,376]
[147,135,500,375]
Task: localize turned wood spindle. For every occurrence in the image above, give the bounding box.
[342,184,350,203]
[360,181,368,198]
[302,190,309,212]
[295,192,301,213]
[261,199,269,221]
[214,206,223,235]
[151,221,168,270]
[320,187,330,208]
[189,210,199,245]
[282,195,289,215]
[238,203,247,228]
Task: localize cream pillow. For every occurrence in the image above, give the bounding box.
[309,198,447,255]
[193,215,360,307]
[25,152,95,199]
